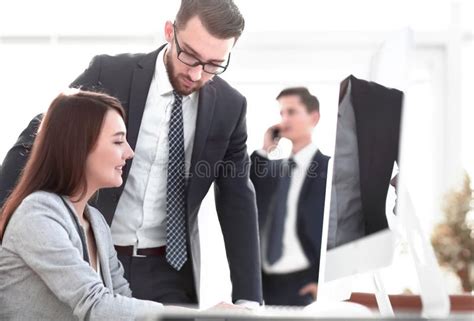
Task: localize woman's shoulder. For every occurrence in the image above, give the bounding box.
[23,190,62,201]
[18,191,66,213]
[8,191,69,229]
[3,191,72,248]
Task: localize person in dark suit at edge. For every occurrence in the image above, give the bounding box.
[250,87,329,306]
[0,0,262,308]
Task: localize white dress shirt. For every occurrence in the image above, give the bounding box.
[262,142,319,274]
[111,46,199,250]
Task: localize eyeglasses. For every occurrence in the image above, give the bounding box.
[173,24,230,75]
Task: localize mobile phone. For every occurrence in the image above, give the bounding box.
[271,127,280,140]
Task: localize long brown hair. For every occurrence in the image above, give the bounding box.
[0,90,125,239]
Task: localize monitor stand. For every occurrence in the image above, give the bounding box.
[397,182,451,317]
[373,270,394,316]
[371,185,451,318]
[308,184,451,318]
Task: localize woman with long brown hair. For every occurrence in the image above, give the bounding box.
[0,90,164,320]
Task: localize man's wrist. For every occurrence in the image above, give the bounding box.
[234,299,261,310]
[255,149,268,158]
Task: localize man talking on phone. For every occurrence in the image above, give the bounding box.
[250,87,329,306]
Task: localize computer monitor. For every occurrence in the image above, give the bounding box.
[315,74,400,306]
[314,29,450,318]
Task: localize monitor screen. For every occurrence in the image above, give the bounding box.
[317,75,403,290]
[327,75,403,250]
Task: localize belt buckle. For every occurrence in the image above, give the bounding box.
[133,243,146,258]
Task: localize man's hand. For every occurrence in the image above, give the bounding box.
[207,301,251,312]
[263,123,283,153]
[211,302,238,309]
[299,282,318,301]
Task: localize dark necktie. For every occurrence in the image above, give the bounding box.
[266,158,296,264]
[166,91,187,271]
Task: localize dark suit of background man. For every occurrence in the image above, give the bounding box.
[327,75,403,249]
[0,0,262,307]
[250,88,329,306]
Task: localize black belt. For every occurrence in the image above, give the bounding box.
[114,245,166,256]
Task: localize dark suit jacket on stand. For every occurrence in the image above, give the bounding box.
[0,45,262,303]
[250,150,329,281]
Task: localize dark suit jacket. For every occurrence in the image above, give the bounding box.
[0,46,262,303]
[250,150,329,281]
[0,114,43,206]
[341,75,403,235]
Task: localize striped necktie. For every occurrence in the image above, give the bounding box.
[166,91,188,270]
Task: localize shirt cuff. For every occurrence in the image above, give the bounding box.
[235,299,261,310]
[255,149,268,158]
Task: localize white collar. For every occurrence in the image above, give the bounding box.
[291,142,319,168]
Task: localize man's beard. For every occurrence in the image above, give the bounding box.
[165,55,204,96]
